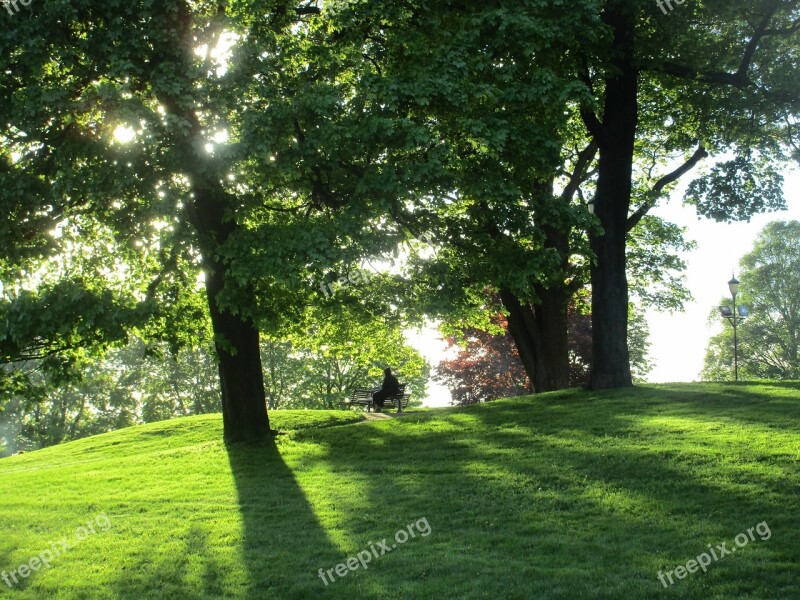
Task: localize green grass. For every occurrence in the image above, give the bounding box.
[1,383,799,599]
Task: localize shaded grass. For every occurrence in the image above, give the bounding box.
[1,384,799,599]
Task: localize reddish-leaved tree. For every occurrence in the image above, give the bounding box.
[436,309,592,405]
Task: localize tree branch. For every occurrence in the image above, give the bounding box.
[654,1,788,89]
[626,145,708,232]
[296,5,321,16]
[577,61,605,143]
[737,1,783,79]
[651,145,709,196]
[561,141,598,203]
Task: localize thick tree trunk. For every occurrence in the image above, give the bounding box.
[495,184,573,393]
[588,2,636,390]
[589,225,632,389]
[203,262,271,443]
[499,284,570,393]
[154,2,272,442]
[188,173,272,443]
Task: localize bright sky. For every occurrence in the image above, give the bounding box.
[405,327,454,408]
[410,169,800,406]
[647,168,800,382]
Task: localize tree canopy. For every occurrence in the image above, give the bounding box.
[2,1,799,443]
[0,1,428,439]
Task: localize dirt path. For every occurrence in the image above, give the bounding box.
[362,412,393,421]
[360,411,414,421]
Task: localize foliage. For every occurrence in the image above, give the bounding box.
[685,155,786,223]
[1,314,429,453]
[627,216,695,312]
[325,0,600,323]
[0,339,217,454]
[263,336,429,411]
[268,302,430,409]
[628,304,654,383]
[703,220,800,381]
[434,315,533,406]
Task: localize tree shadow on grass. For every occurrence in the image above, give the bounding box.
[618,384,800,432]
[308,401,800,599]
[104,437,341,600]
[106,524,228,600]
[225,438,342,600]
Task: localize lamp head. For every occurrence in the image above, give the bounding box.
[728,275,740,297]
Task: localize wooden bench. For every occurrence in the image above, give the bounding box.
[343,384,410,412]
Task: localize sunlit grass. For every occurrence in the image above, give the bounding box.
[1,384,798,599]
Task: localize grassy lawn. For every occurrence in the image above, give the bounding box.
[1,382,799,599]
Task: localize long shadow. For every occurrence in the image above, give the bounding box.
[226,438,341,600]
[309,400,800,599]
[443,383,800,437]
[604,384,800,435]
[102,436,342,600]
[107,524,228,600]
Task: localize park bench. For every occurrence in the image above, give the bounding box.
[343,384,410,412]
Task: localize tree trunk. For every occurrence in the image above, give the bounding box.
[482,179,573,393]
[499,284,570,393]
[189,179,272,443]
[588,2,636,390]
[203,260,272,442]
[155,1,271,443]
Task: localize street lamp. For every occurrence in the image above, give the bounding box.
[718,275,748,381]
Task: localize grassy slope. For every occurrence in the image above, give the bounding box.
[1,383,799,600]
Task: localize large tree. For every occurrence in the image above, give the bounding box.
[324,0,704,394]
[703,220,800,381]
[328,0,604,392]
[0,1,416,441]
[579,0,799,388]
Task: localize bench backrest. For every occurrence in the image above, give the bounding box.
[348,384,408,402]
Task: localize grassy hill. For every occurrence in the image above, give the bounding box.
[1,383,799,599]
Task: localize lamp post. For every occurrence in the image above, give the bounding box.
[718,275,748,382]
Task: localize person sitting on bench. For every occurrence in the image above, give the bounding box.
[372,367,400,412]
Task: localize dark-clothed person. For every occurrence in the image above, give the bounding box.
[372,368,400,411]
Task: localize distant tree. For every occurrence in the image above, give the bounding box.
[434,315,533,406]
[0,339,221,454]
[703,221,800,381]
[627,306,654,383]
[139,345,220,422]
[280,304,430,409]
[0,306,430,454]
